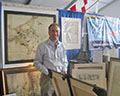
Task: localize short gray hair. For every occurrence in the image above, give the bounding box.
[48,23,59,30]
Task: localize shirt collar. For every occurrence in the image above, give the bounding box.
[48,39,60,47]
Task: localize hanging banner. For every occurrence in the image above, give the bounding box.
[87,14,120,50]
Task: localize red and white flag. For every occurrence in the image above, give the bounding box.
[69,0,88,12]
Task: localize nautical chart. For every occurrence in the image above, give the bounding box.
[6,12,54,63]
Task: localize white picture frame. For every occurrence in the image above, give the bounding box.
[61,17,82,49]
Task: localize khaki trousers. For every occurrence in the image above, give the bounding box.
[40,73,56,96]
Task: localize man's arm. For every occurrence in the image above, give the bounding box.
[33,45,49,75]
[62,46,68,74]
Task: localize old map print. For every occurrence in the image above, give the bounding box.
[6,70,41,96]
[6,12,54,63]
[72,69,105,89]
[61,17,81,49]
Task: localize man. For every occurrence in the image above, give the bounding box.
[33,23,68,96]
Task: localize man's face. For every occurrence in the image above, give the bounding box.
[49,25,60,42]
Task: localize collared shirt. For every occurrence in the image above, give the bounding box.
[33,39,68,75]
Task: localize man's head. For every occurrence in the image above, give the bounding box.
[48,23,60,43]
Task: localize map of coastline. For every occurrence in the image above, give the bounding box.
[7,14,53,62]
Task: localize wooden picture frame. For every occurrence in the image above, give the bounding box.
[70,78,97,96]
[52,71,71,96]
[108,58,120,96]
[4,10,56,64]
[2,66,41,96]
[51,71,107,96]
[72,63,106,89]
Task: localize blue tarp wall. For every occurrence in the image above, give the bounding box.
[58,9,84,61]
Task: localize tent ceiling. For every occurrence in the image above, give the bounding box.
[0,0,115,13]
[86,0,114,13]
[0,0,75,9]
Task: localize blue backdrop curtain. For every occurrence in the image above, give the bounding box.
[57,9,84,61]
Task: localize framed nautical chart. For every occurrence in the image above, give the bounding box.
[4,10,56,64]
[2,66,41,96]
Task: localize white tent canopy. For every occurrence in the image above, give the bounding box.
[0,0,115,14]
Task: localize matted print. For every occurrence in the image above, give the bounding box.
[72,63,106,89]
[61,17,81,49]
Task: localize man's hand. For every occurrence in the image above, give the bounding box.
[48,69,52,78]
[61,70,67,74]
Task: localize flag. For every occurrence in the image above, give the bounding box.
[69,0,88,12]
